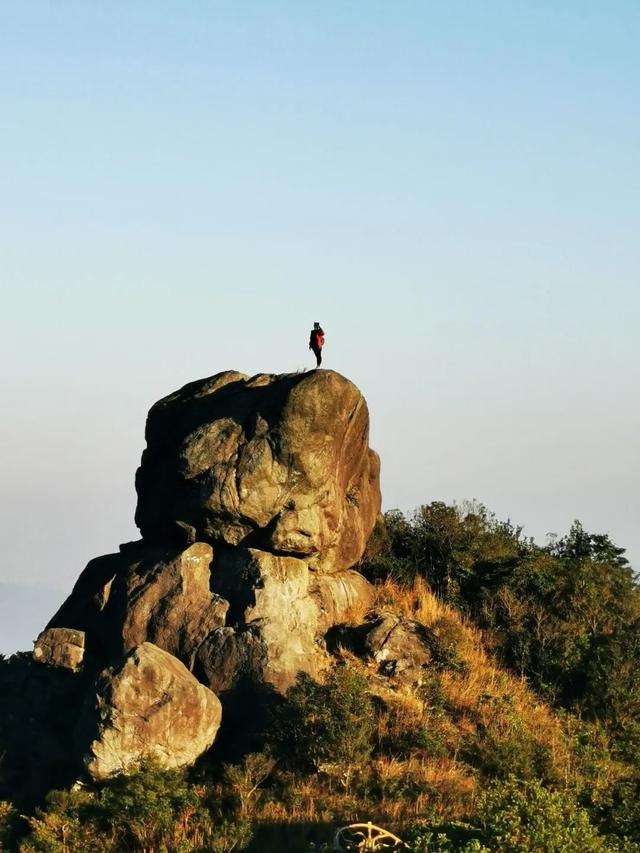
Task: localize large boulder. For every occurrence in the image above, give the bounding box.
[78,643,222,781]
[47,542,228,668]
[134,370,381,574]
[4,369,383,796]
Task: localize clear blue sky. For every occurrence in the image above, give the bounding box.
[1,1,638,617]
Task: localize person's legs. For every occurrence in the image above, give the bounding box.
[316,348,322,367]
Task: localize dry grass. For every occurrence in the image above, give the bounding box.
[363,577,574,782]
[371,576,446,626]
[244,576,621,835]
[254,755,475,827]
[370,579,561,727]
[339,596,374,627]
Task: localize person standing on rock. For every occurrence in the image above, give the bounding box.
[309,321,325,367]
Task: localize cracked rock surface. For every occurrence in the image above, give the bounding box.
[47,542,228,668]
[135,370,381,574]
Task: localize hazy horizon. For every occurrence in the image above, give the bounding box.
[2,2,638,624]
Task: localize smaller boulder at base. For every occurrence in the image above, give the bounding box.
[33,628,85,672]
[79,642,221,781]
[329,613,436,685]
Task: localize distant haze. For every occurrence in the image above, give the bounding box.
[0,584,66,657]
[1,1,638,642]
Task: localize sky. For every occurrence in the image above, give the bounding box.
[1,2,638,650]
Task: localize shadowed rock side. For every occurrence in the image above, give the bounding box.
[0,654,93,805]
[134,370,381,574]
[47,542,228,667]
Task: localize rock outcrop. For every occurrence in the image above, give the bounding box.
[329,612,465,686]
[135,370,381,574]
[48,370,380,694]
[78,643,222,781]
[1,369,381,800]
[358,614,434,682]
[47,541,373,694]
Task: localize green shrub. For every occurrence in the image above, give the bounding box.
[222,752,276,817]
[99,760,251,853]
[406,821,488,852]
[476,777,607,852]
[462,696,557,783]
[407,778,612,852]
[375,694,449,761]
[358,510,420,584]
[19,788,107,853]
[0,801,18,852]
[273,666,375,792]
[19,761,252,853]
[98,759,206,851]
[599,776,640,847]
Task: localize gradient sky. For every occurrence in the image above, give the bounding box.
[1,1,638,612]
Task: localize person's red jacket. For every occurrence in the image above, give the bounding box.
[309,328,325,349]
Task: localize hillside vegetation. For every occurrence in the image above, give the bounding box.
[2,502,639,852]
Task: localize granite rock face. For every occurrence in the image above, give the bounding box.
[4,369,381,796]
[33,628,85,672]
[134,370,381,574]
[47,541,374,694]
[197,548,374,692]
[47,542,228,668]
[79,643,222,781]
